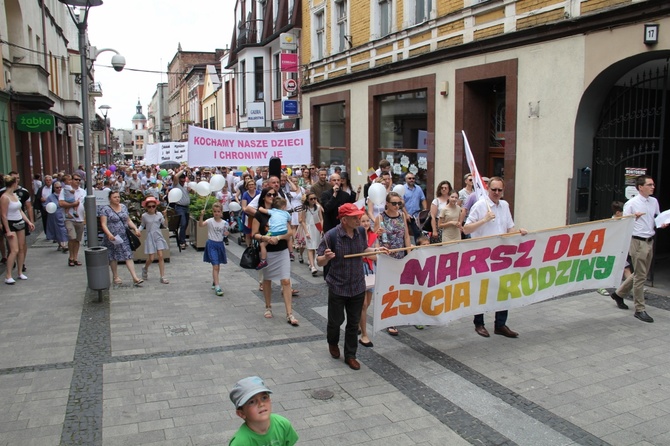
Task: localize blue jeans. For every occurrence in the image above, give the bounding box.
[175,205,189,245]
[327,290,365,360]
[474,311,508,328]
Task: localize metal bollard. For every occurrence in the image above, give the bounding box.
[85,246,110,290]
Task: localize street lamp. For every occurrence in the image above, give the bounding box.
[98,104,111,165]
[59,0,125,248]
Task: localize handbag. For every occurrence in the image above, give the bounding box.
[110,206,141,251]
[125,227,141,251]
[240,241,260,269]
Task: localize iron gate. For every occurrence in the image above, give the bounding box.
[591,62,669,220]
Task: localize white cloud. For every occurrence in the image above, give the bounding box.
[87,0,234,131]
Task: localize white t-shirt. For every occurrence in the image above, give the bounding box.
[205,218,229,242]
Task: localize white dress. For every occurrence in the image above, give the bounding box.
[304,205,323,250]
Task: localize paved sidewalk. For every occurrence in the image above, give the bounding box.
[1,231,670,445]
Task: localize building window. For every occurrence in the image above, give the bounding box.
[225,80,231,114]
[313,9,325,60]
[414,0,432,25]
[254,57,264,100]
[375,91,429,189]
[204,107,209,129]
[240,60,247,115]
[334,0,348,53]
[274,53,282,100]
[378,0,393,37]
[316,103,348,169]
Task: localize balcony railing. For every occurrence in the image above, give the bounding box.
[237,20,263,46]
[89,82,103,95]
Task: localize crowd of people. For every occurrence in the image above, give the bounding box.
[1,161,665,376]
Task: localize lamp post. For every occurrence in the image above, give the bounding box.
[59,0,125,248]
[98,104,111,166]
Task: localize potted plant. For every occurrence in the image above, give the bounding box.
[188,193,216,250]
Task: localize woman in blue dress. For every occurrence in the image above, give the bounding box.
[100,191,143,286]
[44,181,69,252]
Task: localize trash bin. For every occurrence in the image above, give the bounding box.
[85,246,110,290]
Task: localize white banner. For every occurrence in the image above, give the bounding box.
[159,142,188,163]
[373,218,634,332]
[187,126,311,166]
[145,144,159,165]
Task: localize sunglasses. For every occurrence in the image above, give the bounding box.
[267,193,277,197]
[490,188,503,192]
[309,197,317,201]
[146,205,156,209]
[389,202,402,206]
[73,178,81,181]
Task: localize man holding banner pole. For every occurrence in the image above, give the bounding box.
[464,176,527,338]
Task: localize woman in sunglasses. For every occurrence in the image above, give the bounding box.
[374,191,412,336]
[251,188,298,326]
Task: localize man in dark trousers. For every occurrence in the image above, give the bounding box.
[320,173,350,232]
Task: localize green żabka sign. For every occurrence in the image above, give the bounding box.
[16,112,55,132]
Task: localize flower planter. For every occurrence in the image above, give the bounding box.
[189,217,208,250]
[133,228,172,262]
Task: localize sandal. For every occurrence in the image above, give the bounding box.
[133,279,144,287]
[74,261,82,266]
[113,277,123,285]
[142,266,148,280]
[258,283,264,292]
[291,289,299,296]
[160,277,169,284]
[264,308,273,318]
[287,314,299,326]
[68,259,75,267]
[387,326,399,336]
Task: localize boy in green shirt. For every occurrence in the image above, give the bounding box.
[229,376,299,446]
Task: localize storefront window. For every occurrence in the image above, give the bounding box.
[377,91,430,191]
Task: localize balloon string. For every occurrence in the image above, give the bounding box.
[202,195,211,212]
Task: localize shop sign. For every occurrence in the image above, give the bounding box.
[272,119,299,132]
[16,112,55,132]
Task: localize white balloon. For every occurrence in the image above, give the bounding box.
[196,181,211,197]
[368,183,387,206]
[188,181,198,190]
[229,202,242,212]
[167,188,183,203]
[45,202,57,214]
[209,174,225,192]
[392,184,406,197]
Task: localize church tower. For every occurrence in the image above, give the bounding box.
[131,99,148,160]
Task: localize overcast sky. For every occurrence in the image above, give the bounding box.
[86,0,235,130]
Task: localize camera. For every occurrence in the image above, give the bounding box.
[111,54,126,72]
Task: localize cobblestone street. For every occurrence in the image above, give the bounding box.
[1,229,670,445]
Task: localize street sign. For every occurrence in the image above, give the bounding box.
[280,53,298,72]
[284,78,298,93]
[282,100,299,116]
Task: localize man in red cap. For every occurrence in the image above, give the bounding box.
[317,203,389,370]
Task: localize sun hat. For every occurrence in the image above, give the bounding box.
[229,376,273,409]
[142,196,159,208]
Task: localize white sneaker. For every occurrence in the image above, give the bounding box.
[18,274,28,280]
[4,278,15,285]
